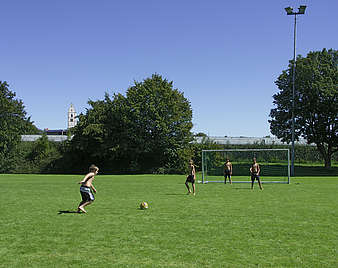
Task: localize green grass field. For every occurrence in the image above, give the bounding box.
[1,174,337,267]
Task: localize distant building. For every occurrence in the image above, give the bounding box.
[22,135,68,142]
[68,103,77,129]
[22,104,77,142]
[194,136,312,146]
[22,103,313,145]
[43,129,67,135]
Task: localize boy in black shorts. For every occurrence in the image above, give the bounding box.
[185,159,196,195]
[250,158,263,190]
[224,158,233,184]
[77,164,99,213]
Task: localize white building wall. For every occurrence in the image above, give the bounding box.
[21,135,69,142]
[194,136,311,145]
[21,135,312,145]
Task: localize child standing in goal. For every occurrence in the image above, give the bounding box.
[224,158,232,184]
[77,164,99,213]
[185,159,196,195]
[250,158,263,190]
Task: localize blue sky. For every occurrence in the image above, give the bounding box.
[1,0,337,137]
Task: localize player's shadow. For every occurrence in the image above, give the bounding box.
[58,210,80,215]
[164,193,187,196]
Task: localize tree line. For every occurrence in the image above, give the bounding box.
[0,49,337,174]
[7,134,338,175]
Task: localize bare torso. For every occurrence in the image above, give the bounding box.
[189,164,195,176]
[225,162,232,171]
[81,172,95,187]
[251,163,259,174]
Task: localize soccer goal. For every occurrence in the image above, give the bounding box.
[201,149,290,184]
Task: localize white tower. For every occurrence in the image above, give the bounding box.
[68,103,77,129]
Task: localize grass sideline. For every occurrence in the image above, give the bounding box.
[1,174,337,267]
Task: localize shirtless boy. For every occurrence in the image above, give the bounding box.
[250,158,263,190]
[77,164,99,213]
[224,158,232,184]
[185,159,196,195]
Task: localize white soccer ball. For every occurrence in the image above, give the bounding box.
[140,201,149,210]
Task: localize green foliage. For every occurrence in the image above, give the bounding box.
[0,81,38,172]
[28,133,51,161]
[10,137,63,174]
[70,74,193,173]
[195,132,208,137]
[270,49,338,167]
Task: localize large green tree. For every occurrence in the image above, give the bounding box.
[70,74,193,173]
[269,49,338,167]
[0,81,38,172]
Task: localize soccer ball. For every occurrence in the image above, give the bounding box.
[140,201,149,210]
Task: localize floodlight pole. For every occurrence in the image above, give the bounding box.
[291,12,297,178]
[285,6,306,177]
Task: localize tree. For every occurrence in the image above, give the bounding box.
[269,49,338,167]
[195,132,208,137]
[28,133,51,161]
[0,81,38,172]
[67,98,111,171]
[70,74,194,173]
[122,74,193,172]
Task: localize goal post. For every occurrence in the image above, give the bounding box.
[201,149,290,184]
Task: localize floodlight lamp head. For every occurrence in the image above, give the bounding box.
[285,7,294,15]
[298,5,307,14]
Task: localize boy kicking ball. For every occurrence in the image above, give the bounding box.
[77,164,99,213]
[185,159,196,195]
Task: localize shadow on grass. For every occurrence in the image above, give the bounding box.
[58,210,81,215]
[164,193,187,196]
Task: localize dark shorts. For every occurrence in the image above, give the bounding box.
[80,186,95,202]
[251,174,260,181]
[224,170,231,178]
[186,175,195,183]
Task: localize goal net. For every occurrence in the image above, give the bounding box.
[201,149,290,184]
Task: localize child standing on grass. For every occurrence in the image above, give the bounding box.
[250,158,263,190]
[185,159,196,195]
[77,164,99,213]
[224,158,233,184]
